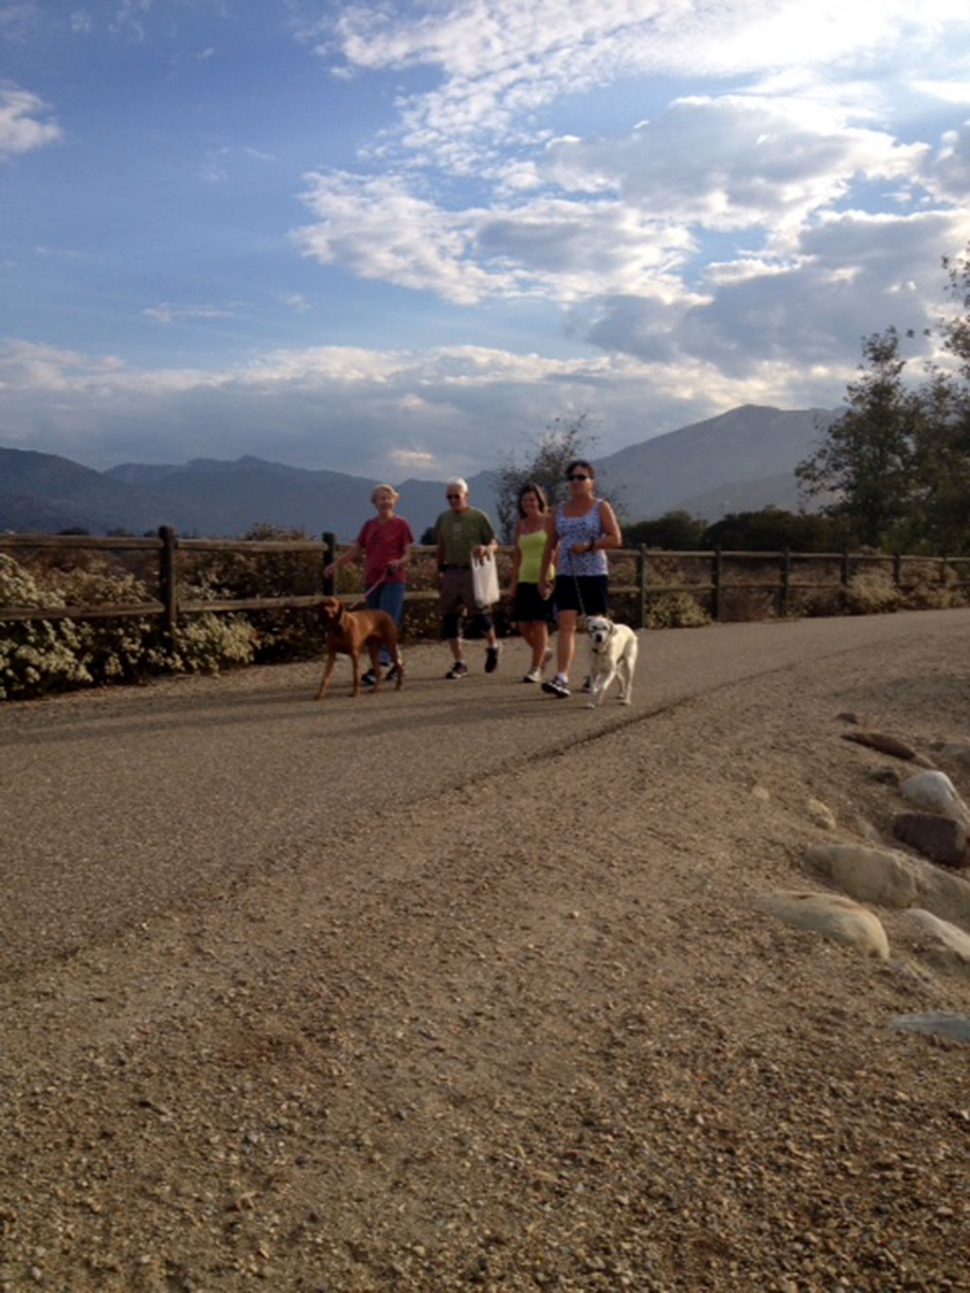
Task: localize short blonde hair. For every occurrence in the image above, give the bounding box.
[446,478,469,495]
[371,484,400,504]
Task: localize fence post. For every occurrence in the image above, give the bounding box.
[638,545,648,629]
[780,547,791,616]
[711,548,722,622]
[322,531,336,595]
[158,526,178,640]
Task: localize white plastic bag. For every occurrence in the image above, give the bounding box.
[471,555,500,609]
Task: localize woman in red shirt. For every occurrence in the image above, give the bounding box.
[325,485,414,684]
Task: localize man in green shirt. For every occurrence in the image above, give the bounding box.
[433,478,500,679]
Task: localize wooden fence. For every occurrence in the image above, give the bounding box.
[1,528,968,633]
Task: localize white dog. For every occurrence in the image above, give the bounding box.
[585,615,639,708]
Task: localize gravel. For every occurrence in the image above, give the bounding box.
[2,612,970,1290]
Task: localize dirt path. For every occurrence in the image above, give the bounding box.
[2,610,970,1290]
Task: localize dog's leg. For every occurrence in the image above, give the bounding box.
[619,641,638,704]
[350,649,362,697]
[315,650,337,701]
[367,639,382,692]
[617,657,632,704]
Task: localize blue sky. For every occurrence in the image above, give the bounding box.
[2,0,969,482]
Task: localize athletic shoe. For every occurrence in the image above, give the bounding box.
[445,660,469,679]
[523,667,542,683]
[385,662,401,682]
[541,676,571,698]
[360,668,377,687]
[580,676,592,694]
[485,645,500,673]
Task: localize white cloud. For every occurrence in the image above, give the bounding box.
[143,302,242,325]
[323,0,970,171]
[0,84,61,157]
[0,333,848,479]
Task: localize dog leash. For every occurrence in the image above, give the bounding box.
[348,565,398,610]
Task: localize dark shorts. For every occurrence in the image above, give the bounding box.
[512,581,555,624]
[554,573,609,617]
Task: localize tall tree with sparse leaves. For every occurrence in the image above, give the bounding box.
[797,246,970,553]
[494,414,598,542]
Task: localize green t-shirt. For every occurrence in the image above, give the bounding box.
[434,506,496,566]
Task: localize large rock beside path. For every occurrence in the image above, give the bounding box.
[755,890,890,959]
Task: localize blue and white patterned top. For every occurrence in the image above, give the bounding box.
[555,501,608,577]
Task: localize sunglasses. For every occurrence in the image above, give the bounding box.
[446,493,463,500]
[567,473,590,482]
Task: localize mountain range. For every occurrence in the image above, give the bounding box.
[0,403,839,540]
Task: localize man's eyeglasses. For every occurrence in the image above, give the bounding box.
[567,473,589,482]
[446,493,463,500]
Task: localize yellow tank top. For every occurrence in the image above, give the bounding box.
[517,527,552,583]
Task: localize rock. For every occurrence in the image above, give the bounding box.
[755,890,890,959]
[806,798,837,830]
[919,866,970,935]
[842,731,917,760]
[870,766,902,787]
[900,771,970,830]
[904,909,970,974]
[804,843,923,909]
[891,812,968,867]
[936,742,970,766]
[890,1013,970,1042]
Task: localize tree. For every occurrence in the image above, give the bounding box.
[623,511,708,550]
[494,414,621,542]
[700,507,853,553]
[796,328,919,547]
[796,245,970,554]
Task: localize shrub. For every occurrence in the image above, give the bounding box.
[844,568,905,615]
[643,592,710,629]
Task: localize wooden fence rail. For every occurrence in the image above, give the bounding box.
[1,528,968,633]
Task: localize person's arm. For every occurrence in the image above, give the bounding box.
[387,523,413,574]
[473,513,498,562]
[324,541,363,578]
[509,523,523,593]
[539,515,557,589]
[584,501,621,554]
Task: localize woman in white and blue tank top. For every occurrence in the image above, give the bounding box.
[538,459,621,699]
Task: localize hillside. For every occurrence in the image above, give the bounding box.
[1,404,839,537]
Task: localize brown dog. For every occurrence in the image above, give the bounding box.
[315,596,404,699]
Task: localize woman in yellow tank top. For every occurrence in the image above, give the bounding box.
[509,482,558,683]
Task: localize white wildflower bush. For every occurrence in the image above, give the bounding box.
[179,524,326,663]
[844,568,905,615]
[169,613,256,674]
[0,555,92,699]
[0,552,258,700]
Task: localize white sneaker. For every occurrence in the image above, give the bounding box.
[523,667,542,683]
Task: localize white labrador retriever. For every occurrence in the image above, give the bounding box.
[585,615,638,708]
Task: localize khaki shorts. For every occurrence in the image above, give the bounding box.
[439,566,479,615]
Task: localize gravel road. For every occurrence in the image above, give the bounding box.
[4,609,969,984]
[2,608,970,1291]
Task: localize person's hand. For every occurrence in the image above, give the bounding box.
[324,562,336,577]
[386,559,399,573]
[571,541,586,555]
[474,544,491,561]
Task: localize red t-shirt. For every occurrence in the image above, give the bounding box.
[356,516,414,586]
